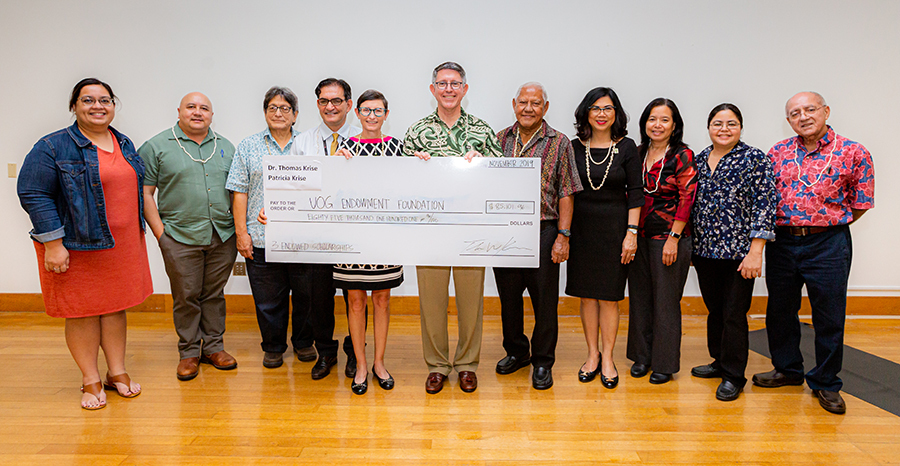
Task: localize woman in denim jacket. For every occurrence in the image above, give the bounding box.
[17,78,152,410]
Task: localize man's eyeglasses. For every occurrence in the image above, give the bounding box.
[267,105,293,114]
[80,96,114,107]
[588,105,615,115]
[433,81,464,90]
[317,97,346,107]
[358,107,386,117]
[788,105,824,121]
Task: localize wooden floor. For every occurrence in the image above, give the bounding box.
[1,309,898,465]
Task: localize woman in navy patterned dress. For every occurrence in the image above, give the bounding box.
[334,90,403,395]
[689,103,775,401]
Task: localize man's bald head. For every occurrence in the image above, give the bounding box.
[177,92,214,140]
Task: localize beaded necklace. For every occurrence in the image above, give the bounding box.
[795,138,836,188]
[172,125,217,164]
[643,145,669,194]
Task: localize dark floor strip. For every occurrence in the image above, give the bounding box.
[749,323,900,416]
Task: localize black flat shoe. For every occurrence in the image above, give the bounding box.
[630,363,649,378]
[648,372,672,384]
[373,367,394,390]
[691,363,722,379]
[345,352,358,378]
[600,363,619,389]
[496,354,531,375]
[351,373,368,395]
[532,366,553,390]
[715,380,742,401]
[578,353,601,383]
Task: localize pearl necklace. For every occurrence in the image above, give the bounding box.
[172,125,217,164]
[795,138,836,188]
[643,145,669,194]
[585,139,618,191]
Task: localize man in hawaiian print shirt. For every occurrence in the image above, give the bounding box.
[403,61,502,394]
[752,92,875,415]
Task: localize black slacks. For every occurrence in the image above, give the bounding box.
[626,236,692,374]
[692,254,754,387]
[494,221,560,369]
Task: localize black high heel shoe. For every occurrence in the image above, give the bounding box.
[578,353,602,383]
[600,363,619,389]
[351,372,368,395]
[373,366,395,390]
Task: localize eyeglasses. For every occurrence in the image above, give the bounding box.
[80,96,114,107]
[588,105,615,115]
[710,120,740,129]
[267,105,293,114]
[433,81,464,90]
[788,105,824,121]
[358,107,386,117]
[317,97,345,107]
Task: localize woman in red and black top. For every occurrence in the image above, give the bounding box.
[626,98,697,384]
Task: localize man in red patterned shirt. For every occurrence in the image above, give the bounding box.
[752,92,875,415]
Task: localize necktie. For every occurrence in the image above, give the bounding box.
[330,133,339,155]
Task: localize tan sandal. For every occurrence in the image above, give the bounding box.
[80,382,107,410]
[103,372,141,398]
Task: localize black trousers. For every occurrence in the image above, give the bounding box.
[765,226,851,392]
[246,248,338,356]
[693,255,754,387]
[626,236,692,374]
[294,276,365,358]
[493,221,559,369]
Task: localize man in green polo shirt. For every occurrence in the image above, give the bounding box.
[139,92,238,381]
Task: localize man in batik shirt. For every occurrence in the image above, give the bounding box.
[752,92,875,415]
[493,82,582,390]
[403,61,502,394]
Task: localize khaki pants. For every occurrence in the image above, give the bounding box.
[416,266,485,375]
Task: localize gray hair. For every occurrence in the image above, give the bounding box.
[515,82,548,101]
[263,86,298,115]
[785,91,827,115]
[432,61,466,84]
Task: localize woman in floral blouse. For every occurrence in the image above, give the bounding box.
[626,98,697,385]
[689,103,775,401]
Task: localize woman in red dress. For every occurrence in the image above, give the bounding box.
[17,78,153,410]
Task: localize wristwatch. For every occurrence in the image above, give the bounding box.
[668,231,682,239]
[627,224,639,235]
[558,229,571,237]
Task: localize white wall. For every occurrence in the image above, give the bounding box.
[2,0,897,297]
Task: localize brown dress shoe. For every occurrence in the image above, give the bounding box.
[458,371,478,393]
[294,346,317,362]
[813,389,846,414]
[177,357,200,381]
[200,350,238,370]
[425,372,447,394]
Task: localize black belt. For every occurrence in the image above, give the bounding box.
[778,226,830,236]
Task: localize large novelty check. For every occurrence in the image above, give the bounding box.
[263,156,541,267]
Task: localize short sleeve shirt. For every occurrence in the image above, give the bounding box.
[402,108,502,158]
[768,126,875,226]
[496,121,582,220]
[138,125,235,245]
[226,128,299,248]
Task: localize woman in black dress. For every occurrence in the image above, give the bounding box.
[334,90,403,395]
[565,87,643,389]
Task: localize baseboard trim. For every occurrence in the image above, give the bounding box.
[2,293,897,316]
